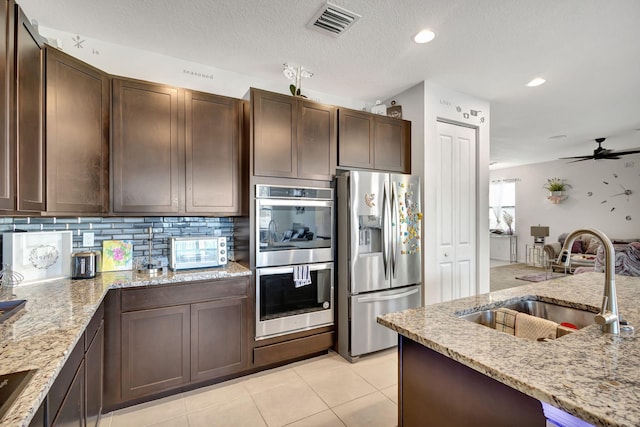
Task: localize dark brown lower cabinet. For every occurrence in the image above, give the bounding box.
[253,329,334,367]
[85,322,104,427]
[105,277,252,409]
[121,305,191,401]
[191,298,248,382]
[399,336,545,427]
[51,360,84,427]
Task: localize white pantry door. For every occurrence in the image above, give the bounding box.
[436,121,477,301]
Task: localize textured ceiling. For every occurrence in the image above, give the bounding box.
[18,0,640,168]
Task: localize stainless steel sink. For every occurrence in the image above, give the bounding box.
[457,300,596,334]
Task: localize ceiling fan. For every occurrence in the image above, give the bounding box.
[560,138,640,163]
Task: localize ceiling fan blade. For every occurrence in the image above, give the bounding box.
[559,155,594,160]
[559,145,640,162]
[566,157,594,163]
[609,148,640,156]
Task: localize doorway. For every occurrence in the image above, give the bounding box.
[435,120,478,301]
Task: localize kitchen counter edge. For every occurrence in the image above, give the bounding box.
[378,272,640,427]
[0,262,252,427]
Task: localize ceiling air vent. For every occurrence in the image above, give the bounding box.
[307,2,361,37]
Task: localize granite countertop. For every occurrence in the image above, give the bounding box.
[0,262,251,427]
[378,272,640,427]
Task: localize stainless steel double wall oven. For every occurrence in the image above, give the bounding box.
[254,185,334,339]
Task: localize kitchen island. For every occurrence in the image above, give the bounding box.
[0,263,251,427]
[378,272,640,427]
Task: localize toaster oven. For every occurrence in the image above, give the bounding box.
[169,236,228,270]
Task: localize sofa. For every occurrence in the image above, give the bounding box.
[543,234,640,276]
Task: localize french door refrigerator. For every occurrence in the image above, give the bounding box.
[336,170,423,362]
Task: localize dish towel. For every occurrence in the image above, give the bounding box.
[515,312,558,341]
[293,265,312,288]
[494,308,518,335]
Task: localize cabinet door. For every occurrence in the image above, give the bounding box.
[0,0,14,210]
[45,48,109,214]
[373,116,410,173]
[185,90,240,214]
[85,321,103,427]
[297,101,336,181]
[121,305,190,401]
[252,89,297,178]
[15,6,44,211]
[51,360,84,427]
[338,109,373,169]
[191,296,249,382]
[112,78,182,213]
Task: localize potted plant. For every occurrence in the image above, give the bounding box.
[543,178,571,196]
[502,211,514,235]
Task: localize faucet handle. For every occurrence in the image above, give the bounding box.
[595,295,618,325]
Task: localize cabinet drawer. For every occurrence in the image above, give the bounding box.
[121,277,249,311]
[85,302,104,351]
[253,331,334,366]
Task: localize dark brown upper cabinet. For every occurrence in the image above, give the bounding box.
[338,108,411,173]
[185,90,243,214]
[0,0,14,211]
[111,77,246,215]
[0,4,63,214]
[111,77,182,214]
[45,47,110,215]
[252,88,336,181]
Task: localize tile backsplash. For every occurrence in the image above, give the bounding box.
[0,216,238,268]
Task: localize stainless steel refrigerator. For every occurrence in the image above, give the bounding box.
[336,170,423,362]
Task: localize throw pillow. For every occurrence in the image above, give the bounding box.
[558,233,568,245]
[571,240,583,253]
[586,238,600,255]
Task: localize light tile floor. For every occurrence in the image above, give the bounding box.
[101,348,398,427]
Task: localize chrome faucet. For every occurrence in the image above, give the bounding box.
[557,228,619,334]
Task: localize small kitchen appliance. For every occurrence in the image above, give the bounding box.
[169,236,228,270]
[71,251,100,279]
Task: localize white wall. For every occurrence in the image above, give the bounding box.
[38,26,367,109]
[386,82,491,304]
[490,151,640,262]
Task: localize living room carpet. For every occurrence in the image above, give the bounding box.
[515,272,567,282]
[490,263,556,291]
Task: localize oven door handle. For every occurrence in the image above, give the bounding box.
[356,287,420,303]
[256,199,332,208]
[256,263,333,275]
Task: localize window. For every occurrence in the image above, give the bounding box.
[489,180,516,232]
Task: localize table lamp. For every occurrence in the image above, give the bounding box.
[530,225,549,245]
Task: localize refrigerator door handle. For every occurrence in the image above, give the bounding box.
[382,181,390,279]
[356,287,420,303]
[391,182,399,278]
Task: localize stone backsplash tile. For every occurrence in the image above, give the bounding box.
[0,216,239,267]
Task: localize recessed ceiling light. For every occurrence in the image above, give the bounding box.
[548,134,567,140]
[413,29,436,44]
[526,78,546,87]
